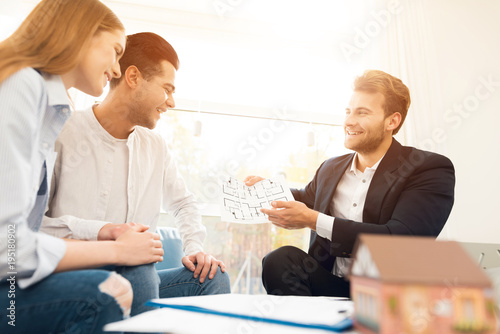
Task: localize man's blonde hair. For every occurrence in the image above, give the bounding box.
[353,70,411,135]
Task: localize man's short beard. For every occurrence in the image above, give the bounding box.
[128,93,156,130]
[345,123,385,154]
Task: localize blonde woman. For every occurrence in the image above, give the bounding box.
[0,1,163,333]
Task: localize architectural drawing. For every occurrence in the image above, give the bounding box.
[220,176,294,224]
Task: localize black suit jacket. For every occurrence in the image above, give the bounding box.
[291,139,455,272]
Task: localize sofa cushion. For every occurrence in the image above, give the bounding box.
[155,227,184,270]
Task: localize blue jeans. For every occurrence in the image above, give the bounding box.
[0,270,124,334]
[106,264,231,316]
[158,266,231,298]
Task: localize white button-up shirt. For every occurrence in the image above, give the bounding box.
[41,107,206,256]
[316,154,383,277]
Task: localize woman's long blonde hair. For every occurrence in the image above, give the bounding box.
[0,0,124,84]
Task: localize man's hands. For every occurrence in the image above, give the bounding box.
[261,200,318,230]
[244,175,318,231]
[98,222,149,240]
[182,252,226,283]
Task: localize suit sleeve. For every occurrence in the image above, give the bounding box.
[291,161,326,208]
[330,153,455,256]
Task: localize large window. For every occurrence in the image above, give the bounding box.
[155,109,348,293]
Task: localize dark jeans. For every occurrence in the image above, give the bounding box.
[0,270,123,334]
[262,246,350,297]
[101,264,231,316]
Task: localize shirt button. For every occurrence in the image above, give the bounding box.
[353,203,357,207]
[362,179,366,183]
[103,191,109,196]
[42,142,49,149]
[107,159,112,163]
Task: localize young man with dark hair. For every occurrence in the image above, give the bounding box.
[41,32,230,316]
[245,70,455,298]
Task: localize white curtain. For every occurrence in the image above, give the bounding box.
[361,0,447,154]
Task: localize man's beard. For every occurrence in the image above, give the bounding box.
[128,96,156,130]
[345,123,385,154]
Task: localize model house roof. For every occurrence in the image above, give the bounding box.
[349,234,492,287]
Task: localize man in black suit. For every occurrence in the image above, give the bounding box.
[245,70,455,297]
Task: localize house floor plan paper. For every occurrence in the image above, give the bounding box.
[220,176,295,224]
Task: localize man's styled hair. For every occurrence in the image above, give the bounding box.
[110,32,179,88]
[353,70,411,135]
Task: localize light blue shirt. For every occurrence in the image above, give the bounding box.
[0,68,70,288]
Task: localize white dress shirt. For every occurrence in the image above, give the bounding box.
[0,68,70,288]
[41,107,206,256]
[315,154,383,277]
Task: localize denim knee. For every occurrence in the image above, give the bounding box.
[113,264,160,316]
[204,267,231,294]
[0,270,125,334]
[98,272,133,317]
[114,263,160,286]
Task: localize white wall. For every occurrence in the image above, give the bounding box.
[429,1,500,242]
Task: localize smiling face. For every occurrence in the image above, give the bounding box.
[344,90,396,155]
[128,60,176,129]
[72,29,126,96]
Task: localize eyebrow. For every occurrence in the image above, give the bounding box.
[346,107,373,113]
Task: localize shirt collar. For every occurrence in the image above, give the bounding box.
[350,153,385,175]
[88,105,130,144]
[41,72,70,106]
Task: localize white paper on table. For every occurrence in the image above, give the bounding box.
[220,176,294,224]
[104,308,340,334]
[104,294,354,334]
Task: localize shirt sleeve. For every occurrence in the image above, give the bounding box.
[315,212,335,241]
[161,142,206,256]
[0,68,66,287]
[40,215,109,241]
[15,224,67,289]
[40,122,110,241]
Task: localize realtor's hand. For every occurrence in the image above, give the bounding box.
[182,252,226,283]
[243,175,265,186]
[261,200,318,230]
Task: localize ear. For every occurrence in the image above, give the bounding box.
[386,112,402,132]
[124,65,142,88]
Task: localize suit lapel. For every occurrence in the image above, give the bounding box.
[318,154,354,215]
[364,139,403,223]
[309,153,354,257]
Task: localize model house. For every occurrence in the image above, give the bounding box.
[350,235,498,334]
